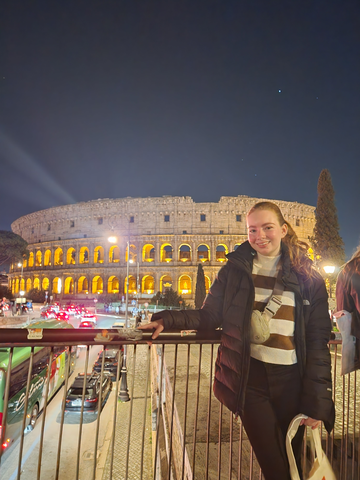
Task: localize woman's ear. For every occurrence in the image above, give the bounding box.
[281,223,288,238]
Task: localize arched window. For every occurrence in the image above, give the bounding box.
[178,275,191,295]
[44,249,52,266]
[142,244,155,263]
[142,275,155,294]
[15,278,19,293]
[179,244,191,262]
[20,278,25,291]
[79,247,89,264]
[28,252,34,267]
[109,245,120,263]
[33,278,40,290]
[124,275,136,294]
[26,278,32,292]
[53,277,61,294]
[234,244,241,251]
[94,246,104,264]
[216,244,228,263]
[64,277,74,294]
[125,244,137,263]
[160,275,173,293]
[204,275,211,293]
[92,276,103,294]
[107,276,119,293]
[54,248,63,266]
[42,278,49,291]
[66,248,76,265]
[160,244,173,263]
[35,251,42,266]
[78,276,89,294]
[197,244,210,262]
[23,258,28,268]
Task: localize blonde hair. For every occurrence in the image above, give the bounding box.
[247,201,314,278]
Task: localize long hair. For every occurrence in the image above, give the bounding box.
[342,245,360,276]
[247,201,314,278]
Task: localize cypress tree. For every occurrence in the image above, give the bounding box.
[312,169,346,266]
[195,263,206,309]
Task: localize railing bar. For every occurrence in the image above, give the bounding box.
[0,347,13,465]
[217,402,223,479]
[340,375,345,478]
[249,445,254,480]
[345,371,351,480]
[191,343,202,475]
[92,343,106,480]
[140,345,151,480]
[237,419,243,480]
[205,344,214,480]
[181,344,191,480]
[229,409,234,480]
[125,344,137,479]
[352,370,356,480]
[76,345,90,480]
[167,343,178,480]
[153,344,165,480]
[37,347,54,480]
[55,345,72,480]
[17,346,34,480]
[330,343,337,466]
[109,345,123,480]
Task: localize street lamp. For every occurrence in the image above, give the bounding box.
[323,265,336,298]
[108,235,130,402]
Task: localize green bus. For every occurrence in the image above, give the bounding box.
[0,320,76,452]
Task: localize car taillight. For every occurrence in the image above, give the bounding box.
[0,413,10,450]
[85,398,98,403]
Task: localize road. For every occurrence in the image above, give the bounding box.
[0,311,129,480]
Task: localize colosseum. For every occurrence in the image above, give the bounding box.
[9,195,315,304]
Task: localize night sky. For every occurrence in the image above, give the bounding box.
[1,0,359,260]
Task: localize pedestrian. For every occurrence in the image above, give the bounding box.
[335,245,360,373]
[139,201,335,480]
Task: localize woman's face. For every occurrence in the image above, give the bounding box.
[247,209,288,257]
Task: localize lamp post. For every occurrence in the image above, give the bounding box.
[108,235,130,402]
[323,265,336,298]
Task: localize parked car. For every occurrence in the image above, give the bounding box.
[65,372,112,413]
[93,347,124,381]
[55,310,70,322]
[78,320,95,329]
[80,313,97,325]
[40,308,57,319]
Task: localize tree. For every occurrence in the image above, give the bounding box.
[27,288,46,303]
[311,169,346,266]
[150,288,187,308]
[0,231,28,266]
[0,285,13,300]
[195,263,206,308]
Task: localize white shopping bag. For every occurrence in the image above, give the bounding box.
[286,414,336,480]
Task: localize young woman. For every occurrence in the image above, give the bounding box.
[139,201,335,480]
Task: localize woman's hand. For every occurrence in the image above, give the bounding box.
[300,417,321,429]
[137,318,164,339]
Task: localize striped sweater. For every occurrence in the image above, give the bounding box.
[250,252,297,365]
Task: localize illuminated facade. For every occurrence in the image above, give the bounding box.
[9,196,315,303]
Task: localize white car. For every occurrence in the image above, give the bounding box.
[80,313,97,325]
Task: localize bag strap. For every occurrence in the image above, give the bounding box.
[263,267,285,320]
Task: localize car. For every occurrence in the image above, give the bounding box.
[80,313,97,325]
[92,347,124,381]
[78,320,95,329]
[55,310,70,322]
[40,308,57,319]
[65,372,112,413]
[41,304,60,313]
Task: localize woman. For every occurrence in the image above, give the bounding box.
[139,201,335,479]
[335,246,360,373]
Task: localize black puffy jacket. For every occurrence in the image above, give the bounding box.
[153,241,335,433]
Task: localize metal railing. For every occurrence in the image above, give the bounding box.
[0,329,358,480]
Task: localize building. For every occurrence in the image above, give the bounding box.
[9,195,315,303]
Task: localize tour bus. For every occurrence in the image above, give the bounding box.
[0,320,76,453]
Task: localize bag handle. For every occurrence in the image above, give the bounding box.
[286,414,325,480]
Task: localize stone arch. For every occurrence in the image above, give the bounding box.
[234,243,241,251]
[160,244,173,263]
[53,277,61,294]
[28,252,34,267]
[160,275,173,293]
[20,278,25,292]
[54,248,63,266]
[94,246,104,264]
[79,246,89,264]
[107,276,119,293]
[42,277,50,291]
[204,275,211,293]
[125,244,137,263]
[35,251,42,266]
[92,275,103,294]
[124,275,136,294]
[197,244,210,262]
[26,278,32,292]
[142,244,155,263]
[216,244,228,263]
[15,278,19,293]
[66,247,76,265]
[178,274,192,295]
[44,249,52,266]
[109,245,120,263]
[33,277,40,290]
[142,275,155,294]
[179,244,191,262]
[64,277,75,295]
[78,276,89,294]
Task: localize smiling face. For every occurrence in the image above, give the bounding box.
[247,209,288,257]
